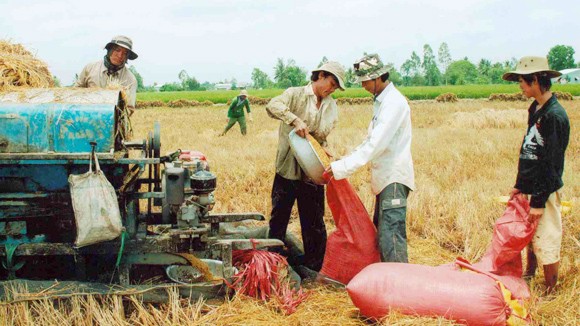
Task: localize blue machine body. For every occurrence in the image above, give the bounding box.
[0,89,126,192]
[0,88,129,242]
[0,103,115,153]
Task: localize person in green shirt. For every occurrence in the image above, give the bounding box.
[219,90,252,136]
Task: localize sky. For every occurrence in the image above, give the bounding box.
[1,0,579,86]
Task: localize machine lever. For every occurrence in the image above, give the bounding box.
[200,213,265,224]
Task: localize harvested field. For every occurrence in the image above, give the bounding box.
[448,108,528,129]
[2,99,578,325]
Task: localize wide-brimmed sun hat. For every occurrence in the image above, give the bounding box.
[105,35,138,60]
[239,90,249,97]
[353,53,392,83]
[502,56,561,82]
[312,61,346,90]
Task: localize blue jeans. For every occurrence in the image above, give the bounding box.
[373,183,409,263]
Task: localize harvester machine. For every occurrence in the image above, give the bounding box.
[0,88,283,301]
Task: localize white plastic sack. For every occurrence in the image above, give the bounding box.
[69,150,122,247]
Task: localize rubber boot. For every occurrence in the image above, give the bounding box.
[543,262,559,293]
[523,245,537,280]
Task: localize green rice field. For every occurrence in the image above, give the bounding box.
[137,84,580,104]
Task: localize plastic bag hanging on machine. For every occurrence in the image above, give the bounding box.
[69,146,123,248]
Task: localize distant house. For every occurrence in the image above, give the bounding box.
[215,83,232,90]
[553,68,580,84]
[237,82,250,89]
[214,82,250,90]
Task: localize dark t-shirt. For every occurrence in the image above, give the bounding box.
[515,95,570,208]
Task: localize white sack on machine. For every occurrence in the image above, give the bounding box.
[69,150,122,247]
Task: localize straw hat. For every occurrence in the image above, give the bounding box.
[239,89,249,97]
[502,56,561,82]
[105,35,138,60]
[352,53,392,83]
[313,61,346,90]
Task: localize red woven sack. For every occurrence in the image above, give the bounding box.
[441,258,531,301]
[347,263,508,325]
[469,194,537,299]
[319,178,380,284]
[473,194,536,277]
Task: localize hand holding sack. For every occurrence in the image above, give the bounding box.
[319,178,380,284]
[474,194,536,277]
[472,194,537,299]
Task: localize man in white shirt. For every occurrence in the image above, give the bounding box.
[325,53,415,262]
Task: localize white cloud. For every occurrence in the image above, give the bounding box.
[1,0,579,85]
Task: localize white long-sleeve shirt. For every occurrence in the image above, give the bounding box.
[330,82,415,194]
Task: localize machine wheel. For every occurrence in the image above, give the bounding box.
[153,121,161,160]
[160,176,174,224]
[147,131,153,158]
[152,122,162,205]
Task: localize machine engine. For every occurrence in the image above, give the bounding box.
[0,88,281,299]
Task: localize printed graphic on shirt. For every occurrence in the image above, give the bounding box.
[520,123,544,160]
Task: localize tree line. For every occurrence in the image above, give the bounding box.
[130,44,577,92]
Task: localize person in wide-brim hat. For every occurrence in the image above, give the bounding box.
[503,55,570,294]
[219,89,253,136]
[312,61,347,91]
[502,56,561,82]
[74,35,139,110]
[351,53,393,83]
[263,60,346,278]
[105,35,138,60]
[325,53,415,264]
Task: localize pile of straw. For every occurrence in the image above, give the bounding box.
[247,96,270,105]
[336,97,373,105]
[435,92,458,103]
[226,96,270,106]
[135,100,166,109]
[0,40,54,91]
[167,99,213,108]
[488,93,528,102]
[489,91,573,102]
[554,91,573,101]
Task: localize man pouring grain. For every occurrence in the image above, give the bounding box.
[325,54,415,263]
[75,35,138,112]
[266,61,346,277]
